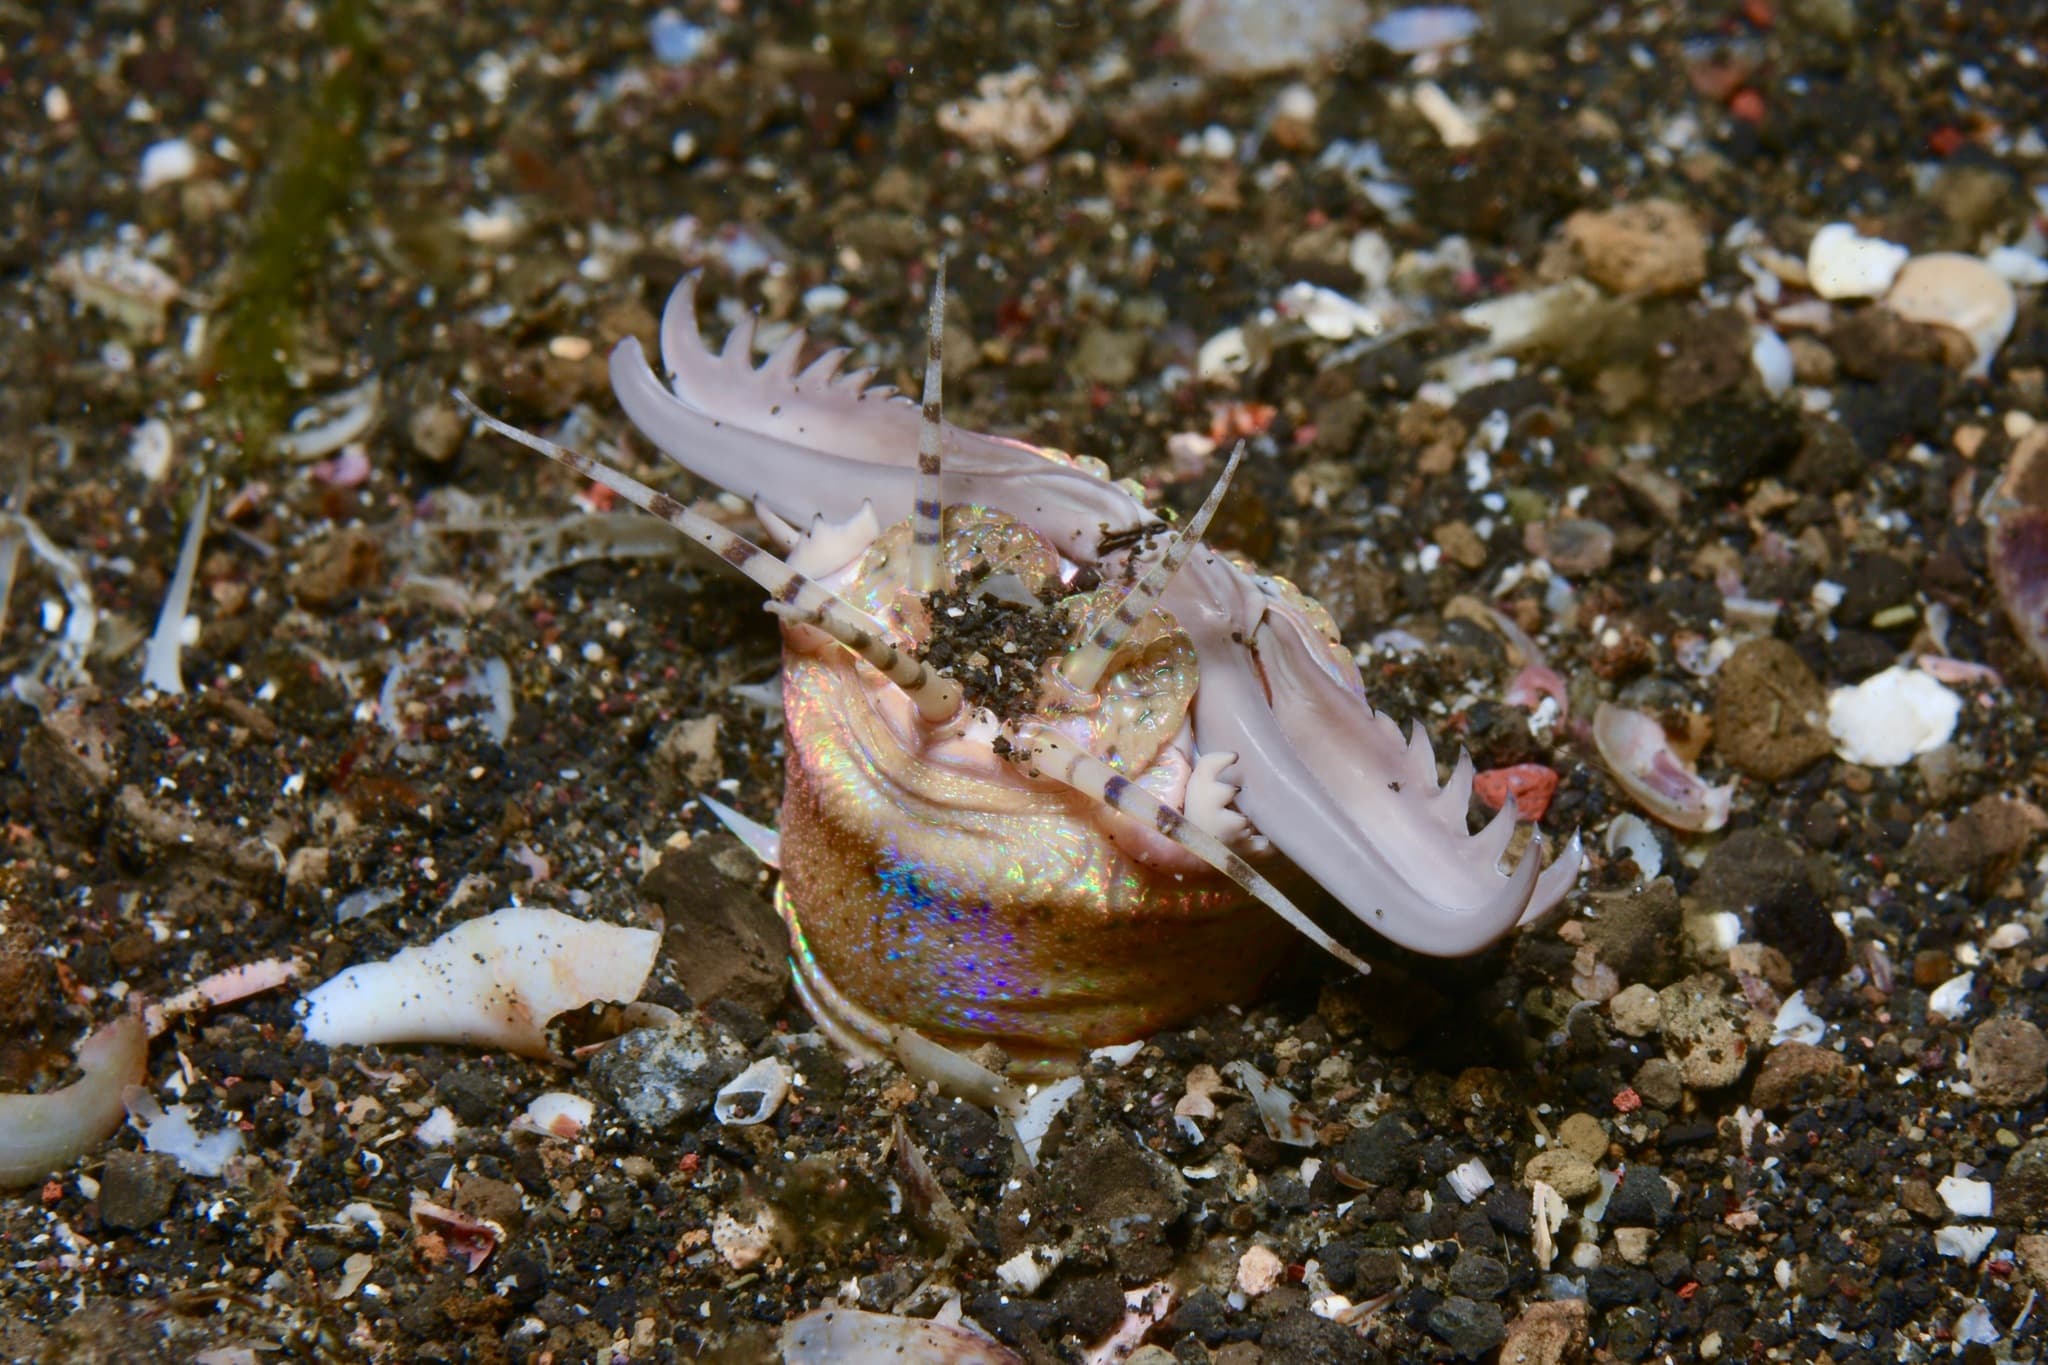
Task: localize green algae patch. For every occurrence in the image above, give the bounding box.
[204,0,378,451]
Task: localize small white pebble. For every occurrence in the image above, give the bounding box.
[1806,223,1908,300]
[139,138,199,191]
[1826,667,1961,767]
[1235,1244,1285,1296]
[802,284,849,315]
[128,417,175,483]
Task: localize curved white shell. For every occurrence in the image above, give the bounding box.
[714,1055,793,1125]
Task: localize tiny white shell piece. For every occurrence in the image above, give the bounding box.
[1928,971,1974,1022]
[521,1091,595,1139]
[1937,1173,1993,1219]
[1805,223,1908,300]
[714,1056,793,1126]
[1602,812,1663,881]
[996,1244,1064,1293]
[1750,325,1794,395]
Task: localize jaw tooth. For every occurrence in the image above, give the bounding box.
[720,312,758,363]
[1468,796,1520,869]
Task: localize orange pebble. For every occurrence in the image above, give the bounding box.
[1472,763,1559,822]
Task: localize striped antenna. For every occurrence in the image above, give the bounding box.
[908,255,949,595]
[455,391,962,725]
[1005,722,1371,978]
[1060,440,1246,693]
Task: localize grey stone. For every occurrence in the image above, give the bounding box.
[1339,1114,1420,1187]
[98,1150,180,1230]
[1427,1295,1506,1360]
[1607,1166,1675,1228]
[587,1022,744,1134]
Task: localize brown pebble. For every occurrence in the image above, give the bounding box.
[1750,1041,1858,1113]
[1499,1297,1589,1365]
[1712,639,1834,782]
[1903,796,2048,893]
[1632,1058,1684,1112]
[1563,199,1709,296]
[1911,949,1953,989]
[290,525,385,610]
[1969,1017,2048,1107]
[1434,520,1489,570]
[1898,1177,1945,1222]
[1524,518,1615,576]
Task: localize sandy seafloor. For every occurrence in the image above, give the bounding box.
[4,0,2048,1361]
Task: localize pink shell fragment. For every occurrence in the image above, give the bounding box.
[409,1194,503,1272]
[1592,702,1733,832]
[1473,764,1559,822]
[1991,509,2048,680]
[1504,664,1569,717]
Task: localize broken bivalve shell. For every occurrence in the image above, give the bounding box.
[1592,702,1733,832]
[1884,252,2016,379]
[713,1056,794,1125]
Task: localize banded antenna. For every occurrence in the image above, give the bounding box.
[1060,441,1246,693]
[908,255,949,596]
[454,391,963,725]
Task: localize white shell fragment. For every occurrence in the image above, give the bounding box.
[1938,1173,1994,1219]
[1014,1076,1084,1165]
[276,378,382,463]
[780,1306,1024,1365]
[996,1244,1064,1294]
[1446,1157,1495,1203]
[1884,252,2017,379]
[518,1091,595,1139]
[1935,1225,1998,1264]
[1602,813,1663,881]
[298,906,660,1059]
[138,138,199,191]
[54,244,181,339]
[935,66,1074,162]
[1825,666,1961,767]
[1750,325,1794,395]
[124,1089,243,1177]
[1221,1060,1316,1146]
[1770,992,1826,1046]
[1805,223,1909,300]
[128,417,175,483]
[713,1056,794,1126]
[140,478,211,696]
[1592,702,1734,832]
[1928,971,1974,1022]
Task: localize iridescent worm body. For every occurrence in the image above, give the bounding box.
[465,265,1580,1068]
